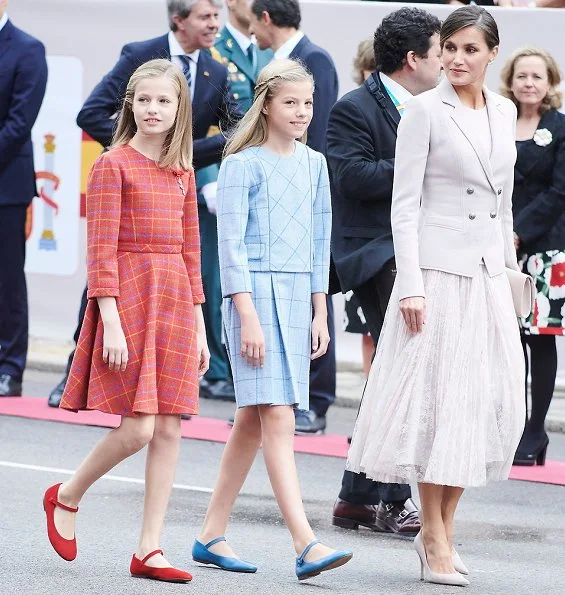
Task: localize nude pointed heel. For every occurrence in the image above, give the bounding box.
[452,549,469,575]
[414,532,469,587]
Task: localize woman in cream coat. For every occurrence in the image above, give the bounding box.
[347,6,525,588]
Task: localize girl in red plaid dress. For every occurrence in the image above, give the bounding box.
[42,59,209,583]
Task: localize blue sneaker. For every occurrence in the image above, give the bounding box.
[192,537,257,573]
[295,540,353,581]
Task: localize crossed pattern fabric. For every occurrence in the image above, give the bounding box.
[61,145,204,416]
[217,143,331,409]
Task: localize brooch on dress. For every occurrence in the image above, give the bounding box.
[533,128,552,147]
[176,174,185,195]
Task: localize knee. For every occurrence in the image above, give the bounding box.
[152,417,182,444]
[234,407,262,443]
[259,405,293,436]
[118,425,154,454]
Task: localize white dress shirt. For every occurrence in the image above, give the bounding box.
[226,22,257,70]
[274,31,304,60]
[0,12,9,33]
[225,22,252,54]
[379,72,413,112]
[168,31,199,101]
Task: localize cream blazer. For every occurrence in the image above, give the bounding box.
[391,77,520,301]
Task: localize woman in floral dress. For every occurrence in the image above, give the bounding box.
[501,47,565,465]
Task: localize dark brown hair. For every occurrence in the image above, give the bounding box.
[440,6,499,50]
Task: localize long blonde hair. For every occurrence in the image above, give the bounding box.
[224,59,314,158]
[500,47,562,115]
[112,59,193,170]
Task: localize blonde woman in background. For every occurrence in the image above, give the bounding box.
[501,47,565,466]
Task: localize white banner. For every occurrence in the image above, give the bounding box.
[27,55,83,276]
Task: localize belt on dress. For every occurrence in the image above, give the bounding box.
[117,243,182,254]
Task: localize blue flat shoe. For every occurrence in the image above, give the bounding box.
[295,540,353,581]
[192,537,257,573]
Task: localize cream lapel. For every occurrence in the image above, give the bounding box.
[483,86,506,185]
[438,77,497,193]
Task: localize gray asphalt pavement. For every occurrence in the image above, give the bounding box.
[1,370,565,594]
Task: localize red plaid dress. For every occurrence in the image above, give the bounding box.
[61,144,204,416]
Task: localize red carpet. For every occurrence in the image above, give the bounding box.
[1,397,564,486]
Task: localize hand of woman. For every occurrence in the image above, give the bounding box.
[514,232,520,251]
[194,305,210,377]
[102,320,129,371]
[399,297,426,334]
[311,314,330,360]
[240,310,265,368]
[197,329,210,378]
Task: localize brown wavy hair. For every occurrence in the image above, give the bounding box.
[353,39,376,86]
[112,59,192,170]
[500,47,562,115]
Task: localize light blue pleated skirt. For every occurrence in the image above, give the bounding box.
[222,271,311,410]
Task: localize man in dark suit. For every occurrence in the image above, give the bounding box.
[0,2,48,397]
[328,8,442,536]
[250,0,339,434]
[48,0,242,406]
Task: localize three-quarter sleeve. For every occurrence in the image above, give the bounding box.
[391,97,430,300]
[182,169,205,304]
[311,154,332,293]
[86,154,123,299]
[217,154,253,297]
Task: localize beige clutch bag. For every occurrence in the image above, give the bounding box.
[505,268,535,318]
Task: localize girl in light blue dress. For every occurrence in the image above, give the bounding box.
[192,59,352,581]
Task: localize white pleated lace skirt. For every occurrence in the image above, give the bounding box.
[346,266,525,488]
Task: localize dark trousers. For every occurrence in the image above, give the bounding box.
[0,205,29,380]
[339,258,412,504]
[198,204,230,382]
[309,294,336,417]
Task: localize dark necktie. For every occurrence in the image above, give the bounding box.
[178,54,192,90]
[247,43,256,72]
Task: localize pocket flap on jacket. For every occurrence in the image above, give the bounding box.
[247,243,265,260]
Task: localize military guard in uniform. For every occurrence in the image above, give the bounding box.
[197,0,273,401]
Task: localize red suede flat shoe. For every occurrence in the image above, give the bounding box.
[130,549,192,583]
[43,483,79,561]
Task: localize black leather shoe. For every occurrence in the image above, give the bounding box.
[200,379,236,402]
[374,499,421,536]
[294,410,326,435]
[47,374,68,407]
[0,374,22,397]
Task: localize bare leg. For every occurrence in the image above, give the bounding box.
[441,486,464,550]
[258,405,334,561]
[137,415,182,568]
[54,415,156,540]
[362,334,374,378]
[418,483,454,574]
[198,406,263,558]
